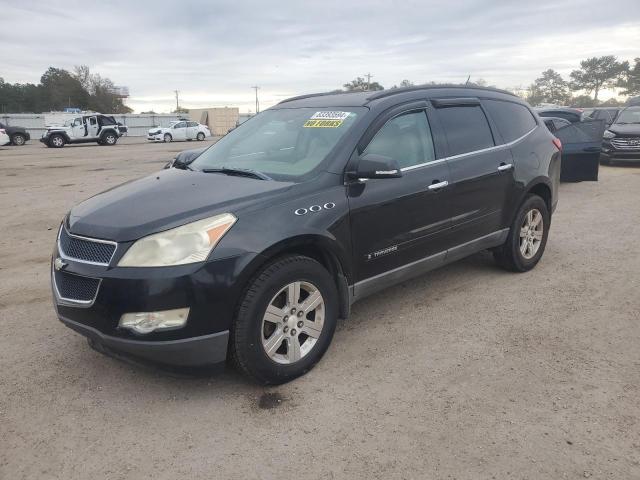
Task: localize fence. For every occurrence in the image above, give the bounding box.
[0,113,183,138]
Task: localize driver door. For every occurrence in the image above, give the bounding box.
[348,105,452,294]
[71,118,86,138]
[172,122,187,141]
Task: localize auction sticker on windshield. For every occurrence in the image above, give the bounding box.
[304,111,351,128]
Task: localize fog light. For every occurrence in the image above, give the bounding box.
[119,308,189,334]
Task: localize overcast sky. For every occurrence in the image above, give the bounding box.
[2,0,639,113]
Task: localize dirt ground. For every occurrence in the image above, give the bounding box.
[1,137,639,480]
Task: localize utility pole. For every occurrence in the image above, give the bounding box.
[364,73,373,91]
[174,90,180,111]
[251,86,260,114]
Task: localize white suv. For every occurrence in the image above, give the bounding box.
[147,121,211,143]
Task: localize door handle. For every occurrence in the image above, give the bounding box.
[428,180,449,191]
[498,163,513,172]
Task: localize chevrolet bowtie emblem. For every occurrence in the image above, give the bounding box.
[54,257,67,271]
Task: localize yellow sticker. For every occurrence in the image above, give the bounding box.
[304,119,344,128]
[303,111,350,128]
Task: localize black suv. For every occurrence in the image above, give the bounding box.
[0,121,31,146]
[51,86,560,384]
[601,106,640,164]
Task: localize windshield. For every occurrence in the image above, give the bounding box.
[190,107,365,180]
[616,107,640,124]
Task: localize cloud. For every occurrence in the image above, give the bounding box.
[1,0,639,112]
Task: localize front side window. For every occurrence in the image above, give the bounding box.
[363,110,435,169]
[191,107,364,181]
[484,100,537,143]
[89,117,97,125]
[436,105,494,156]
[173,122,186,129]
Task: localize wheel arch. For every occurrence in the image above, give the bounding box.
[523,178,553,215]
[240,234,353,320]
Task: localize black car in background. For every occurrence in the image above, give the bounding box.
[51,85,560,384]
[582,107,620,127]
[0,121,30,146]
[601,106,640,164]
[536,107,584,124]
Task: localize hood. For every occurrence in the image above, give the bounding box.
[68,168,294,241]
[608,123,640,136]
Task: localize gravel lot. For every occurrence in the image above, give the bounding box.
[1,137,639,479]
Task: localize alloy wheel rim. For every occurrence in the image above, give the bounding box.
[519,208,544,260]
[261,281,325,365]
[106,135,115,144]
[53,137,63,146]
[14,136,25,145]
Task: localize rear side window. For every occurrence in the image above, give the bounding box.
[435,105,494,156]
[484,100,537,143]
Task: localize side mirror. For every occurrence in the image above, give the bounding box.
[352,153,402,179]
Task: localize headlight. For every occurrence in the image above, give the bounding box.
[603,130,616,139]
[118,213,236,267]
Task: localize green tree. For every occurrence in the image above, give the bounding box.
[172,106,190,114]
[533,69,571,104]
[569,56,628,102]
[525,83,545,106]
[343,77,384,91]
[40,67,90,111]
[618,57,640,96]
[73,65,132,113]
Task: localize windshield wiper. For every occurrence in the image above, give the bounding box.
[201,167,272,180]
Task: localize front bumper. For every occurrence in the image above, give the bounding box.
[60,315,228,367]
[602,140,640,162]
[147,134,163,141]
[51,233,257,368]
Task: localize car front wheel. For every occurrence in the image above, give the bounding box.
[231,255,338,384]
[163,133,172,143]
[493,194,550,272]
[49,134,65,148]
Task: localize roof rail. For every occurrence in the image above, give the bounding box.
[365,84,518,102]
[277,90,353,105]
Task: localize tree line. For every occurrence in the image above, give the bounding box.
[0,66,132,114]
[340,56,640,108]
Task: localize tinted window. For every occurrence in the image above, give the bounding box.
[436,106,494,156]
[364,110,435,169]
[484,100,537,143]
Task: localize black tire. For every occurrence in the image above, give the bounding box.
[48,134,65,148]
[11,134,26,146]
[163,133,172,143]
[230,255,338,385]
[101,131,118,146]
[493,194,550,272]
[196,132,205,141]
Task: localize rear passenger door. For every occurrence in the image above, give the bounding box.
[186,121,199,139]
[432,99,517,245]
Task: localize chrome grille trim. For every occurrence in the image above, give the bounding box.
[52,269,102,307]
[57,225,118,266]
[611,137,640,150]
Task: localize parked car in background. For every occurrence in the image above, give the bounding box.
[542,116,571,134]
[164,147,207,169]
[582,107,621,128]
[0,121,31,146]
[0,128,11,146]
[536,107,584,123]
[40,114,122,148]
[52,85,560,384]
[601,106,640,164]
[147,121,210,142]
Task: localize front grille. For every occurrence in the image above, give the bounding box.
[58,227,116,265]
[611,137,640,150]
[53,270,100,304]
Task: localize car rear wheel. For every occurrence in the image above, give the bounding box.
[196,132,205,141]
[101,132,118,146]
[11,134,26,146]
[493,194,550,272]
[230,255,338,384]
[163,133,172,143]
[49,134,65,148]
